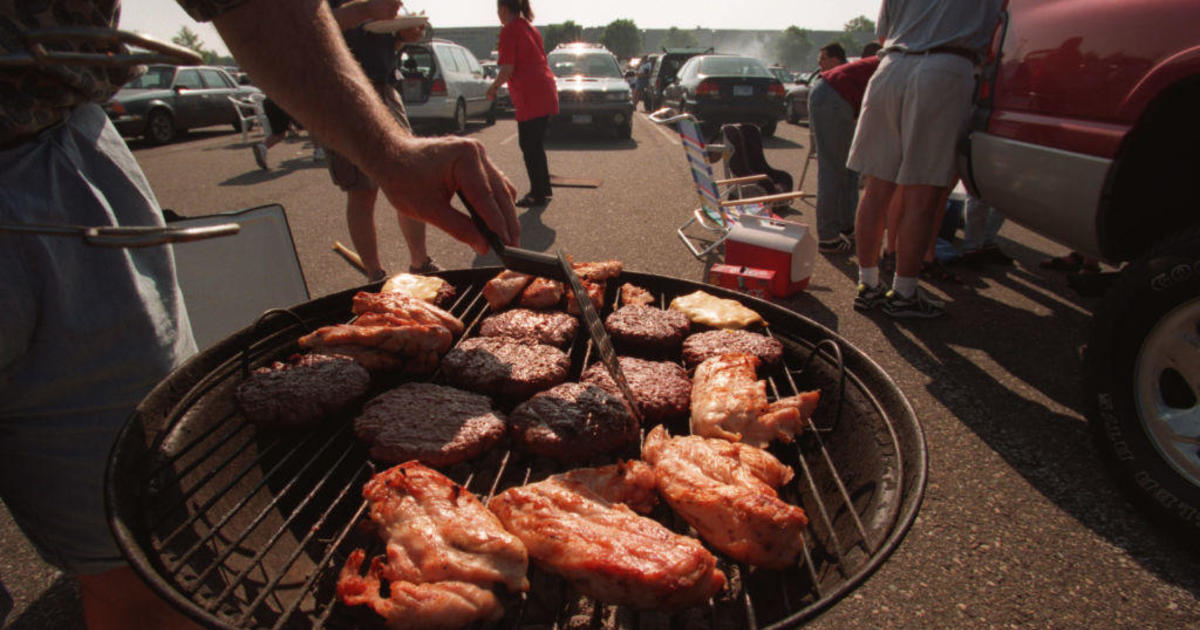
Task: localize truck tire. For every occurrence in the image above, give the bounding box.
[1085,225,1200,534]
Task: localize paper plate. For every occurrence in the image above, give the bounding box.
[363,15,429,34]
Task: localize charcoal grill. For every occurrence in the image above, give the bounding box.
[107,268,927,629]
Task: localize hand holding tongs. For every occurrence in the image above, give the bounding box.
[457,193,643,421]
[0,222,240,248]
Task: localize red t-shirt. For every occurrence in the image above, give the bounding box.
[820,56,882,115]
[498,18,559,121]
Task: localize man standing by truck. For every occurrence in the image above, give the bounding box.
[847,0,1001,318]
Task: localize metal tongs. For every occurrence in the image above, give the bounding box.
[458,193,642,421]
[0,222,240,248]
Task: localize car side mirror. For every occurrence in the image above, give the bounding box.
[238,75,252,86]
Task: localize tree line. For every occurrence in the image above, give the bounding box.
[545,15,876,68]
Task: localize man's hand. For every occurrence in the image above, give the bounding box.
[377,136,519,255]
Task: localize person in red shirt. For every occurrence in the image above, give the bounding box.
[488,0,559,207]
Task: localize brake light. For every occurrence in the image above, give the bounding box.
[696,80,719,98]
[431,79,447,96]
[768,82,785,98]
[109,101,126,115]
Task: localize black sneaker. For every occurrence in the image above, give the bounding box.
[853,282,887,311]
[409,257,442,274]
[818,233,854,253]
[882,287,945,318]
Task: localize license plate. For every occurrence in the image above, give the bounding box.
[571,114,593,124]
[733,85,754,96]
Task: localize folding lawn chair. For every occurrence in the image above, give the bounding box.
[650,109,809,258]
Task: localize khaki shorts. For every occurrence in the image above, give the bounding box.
[326,83,411,191]
[846,53,976,187]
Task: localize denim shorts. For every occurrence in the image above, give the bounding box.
[0,104,196,575]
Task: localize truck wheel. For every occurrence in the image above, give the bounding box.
[616,118,632,140]
[485,102,496,125]
[1085,225,1200,533]
[760,120,777,137]
[146,109,175,145]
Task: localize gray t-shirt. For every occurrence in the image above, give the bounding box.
[877,0,1003,55]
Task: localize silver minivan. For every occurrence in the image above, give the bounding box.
[398,39,495,133]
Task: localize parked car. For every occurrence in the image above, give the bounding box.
[661,54,787,136]
[784,70,819,124]
[104,64,261,144]
[645,47,711,112]
[960,0,1200,533]
[481,60,512,113]
[545,42,634,139]
[398,39,495,133]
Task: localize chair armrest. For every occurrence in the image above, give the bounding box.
[719,189,807,207]
[714,174,769,186]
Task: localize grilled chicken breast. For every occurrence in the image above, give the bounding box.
[642,425,808,569]
[482,269,533,311]
[488,461,726,609]
[338,462,529,628]
[690,353,819,447]
[352,291,464,336]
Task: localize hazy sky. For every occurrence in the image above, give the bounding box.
[119,0,883,56]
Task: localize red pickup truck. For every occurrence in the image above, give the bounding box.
[960,0,1200,532]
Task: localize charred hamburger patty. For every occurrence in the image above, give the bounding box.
[440,337,569,400]
[509,382,639,463]
[353,383,507,466]
[581,357,691,424]
[235,353,371,429]
[604,305,690,357]
[477,308,579,348]
[681,330,784,370]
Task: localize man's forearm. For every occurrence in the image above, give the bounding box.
[212,0,411,175]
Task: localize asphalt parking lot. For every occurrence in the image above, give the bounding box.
[2,111,1198,629]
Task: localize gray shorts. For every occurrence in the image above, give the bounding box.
[327,83,411,191]
[846,53,975,187]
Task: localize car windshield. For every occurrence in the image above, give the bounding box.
[125,66,174,89]
[770,67,792,82]
[547,52,622,79]
[698,57,772,78]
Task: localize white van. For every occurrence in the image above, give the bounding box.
[398,39,495,133]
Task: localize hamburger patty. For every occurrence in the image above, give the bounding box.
[478,308,579,348]
[604,305,690,356]
[681,330,784,370]
[235,353,371,429]
[509,382,639,463]
[440,337,569,400]
[354,383,507,466]
[581,357,692,424]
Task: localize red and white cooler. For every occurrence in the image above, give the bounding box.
[723,215,816,297]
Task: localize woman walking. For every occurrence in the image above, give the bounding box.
[487,0,558,207]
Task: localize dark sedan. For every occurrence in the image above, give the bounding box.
[104,65,262,144]
[661,54,786,136]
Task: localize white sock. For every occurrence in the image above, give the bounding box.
[893,275,918,298]
[859,267,880,288]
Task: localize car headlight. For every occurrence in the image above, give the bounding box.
[606,90,631,102]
